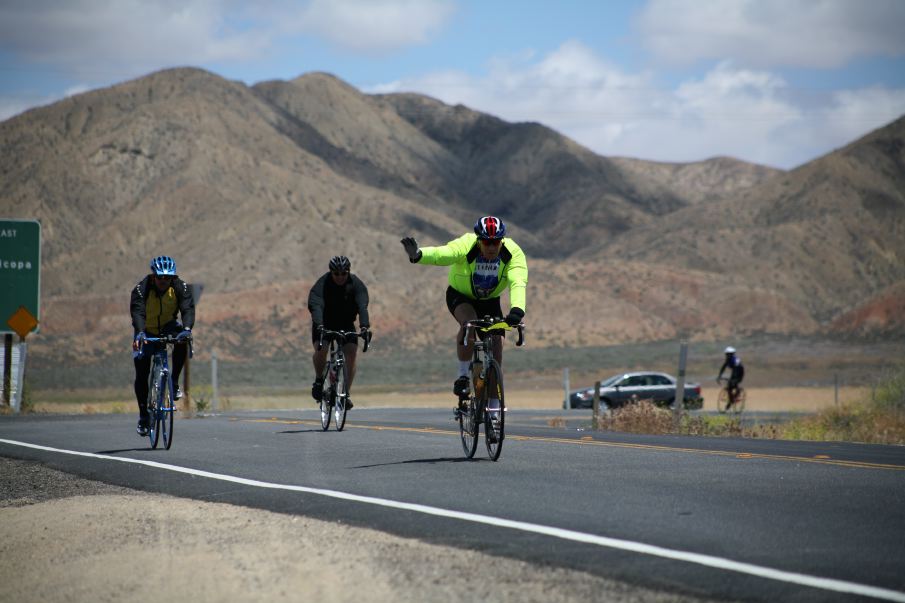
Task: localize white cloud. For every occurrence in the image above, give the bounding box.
[0,0,457,85]
[288,0,456,52]
[0,0,272,81]
[637,0,905,68]
[368,42,905,169]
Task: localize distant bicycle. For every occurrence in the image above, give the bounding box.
[142,333,192,449]
[716,376,746,414]
[317,327,370,431]
[455,316,525,461]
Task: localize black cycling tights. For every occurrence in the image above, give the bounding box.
[133,343,188,409]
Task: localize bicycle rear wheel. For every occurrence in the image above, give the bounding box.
[147,361,161,449]
[484,360,505,461]
[333,360,349,432]
[458,396,479,458]
[733,387,747,413]
[161,375,175,450]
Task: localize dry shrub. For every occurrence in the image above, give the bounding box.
[597,399,674,434]
[546,417,566,428]
[597,401,783,439]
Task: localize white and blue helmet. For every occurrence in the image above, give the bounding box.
[150,255,177,276]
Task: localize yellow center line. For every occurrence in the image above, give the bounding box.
[243,418,905,471]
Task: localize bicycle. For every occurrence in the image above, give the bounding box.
[317,327,371,432]
[455,316,525,461]
[141,333,192,449]
[716,377,746,414]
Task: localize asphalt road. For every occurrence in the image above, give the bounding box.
[2,407,904,603]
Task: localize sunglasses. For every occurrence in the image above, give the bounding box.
[154,275,174,280]
[479,238,502,246]
[331,271,349,276]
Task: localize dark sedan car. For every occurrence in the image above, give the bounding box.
[568,371,703,410]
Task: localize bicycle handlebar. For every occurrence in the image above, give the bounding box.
[462,316,525,347]
[318,327,371,353]
[143,334,193,345]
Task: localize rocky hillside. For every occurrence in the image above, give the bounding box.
[0,67,901,365]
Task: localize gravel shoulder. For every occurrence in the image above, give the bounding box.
[0,456,720,603]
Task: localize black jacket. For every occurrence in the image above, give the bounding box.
[719,355,745,382]
[130,275,195,335]
[307,273,369,329]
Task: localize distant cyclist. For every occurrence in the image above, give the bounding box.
[130,256,194,436]
[717,346,745,409]
[308,255,370,410]
[400,216,527,410]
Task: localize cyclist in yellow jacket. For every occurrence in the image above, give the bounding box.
[401,216,527,406]
[130,255,194,436]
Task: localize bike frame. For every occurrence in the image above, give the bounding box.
[317,328,370,431]
[458,317,525,460]
[716,376,745,414]
[142,334,190,449]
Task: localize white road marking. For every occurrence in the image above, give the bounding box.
[3,438,904,602]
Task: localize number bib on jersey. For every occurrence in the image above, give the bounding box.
[472,257,501,298]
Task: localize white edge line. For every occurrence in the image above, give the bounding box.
[3,438,904,603]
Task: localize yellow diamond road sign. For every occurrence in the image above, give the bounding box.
[7,306,38,339]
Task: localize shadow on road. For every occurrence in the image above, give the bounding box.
[353,457,487,468]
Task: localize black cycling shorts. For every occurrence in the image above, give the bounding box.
[445,286,502,320]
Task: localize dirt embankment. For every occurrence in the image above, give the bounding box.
[0,457,719,603]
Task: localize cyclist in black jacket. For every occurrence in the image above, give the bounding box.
[130,255,195,436]
[717,346,745,409]
[308,255,370,409]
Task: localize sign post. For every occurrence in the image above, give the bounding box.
[0,219,41,412]
[182,283,203,413]
[674,341,688,423]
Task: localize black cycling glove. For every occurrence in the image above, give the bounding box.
[505,307,524,327]
[401,237,422,263]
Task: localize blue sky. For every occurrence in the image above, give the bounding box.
[2,0,904,169]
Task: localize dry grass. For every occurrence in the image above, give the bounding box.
[23,385,867,412]
[593,367,905,445]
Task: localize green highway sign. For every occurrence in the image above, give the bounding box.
[0,219,41,335]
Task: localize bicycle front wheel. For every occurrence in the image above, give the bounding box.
[484,360,505,461]
[716,387,729,414]
[147,363,161,449]
[161,376,175,450]
[333,360,349,432]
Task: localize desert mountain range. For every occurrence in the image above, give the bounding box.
[1,67,903,365]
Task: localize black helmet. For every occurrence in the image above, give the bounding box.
[329,255,351,272]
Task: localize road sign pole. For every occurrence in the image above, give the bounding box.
[212,350,219,412]
[183,354,191,415]
[563,367,571,409]
[12,338,26,413]
[2,334,10,406]
[592,380,601,428]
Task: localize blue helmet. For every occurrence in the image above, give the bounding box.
[150,255,177,276]
[474,216,506,240]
